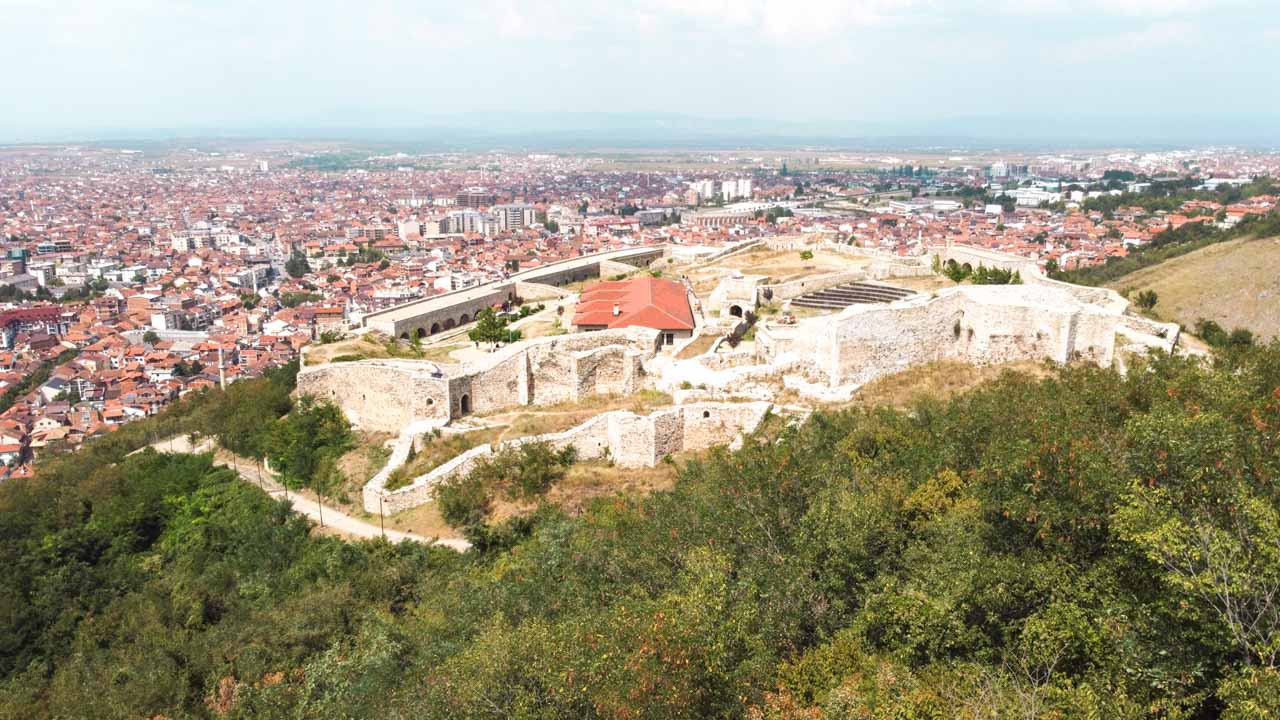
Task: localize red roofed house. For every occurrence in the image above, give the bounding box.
[572,276,695,347]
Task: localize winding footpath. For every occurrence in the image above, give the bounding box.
[140,436,470,552]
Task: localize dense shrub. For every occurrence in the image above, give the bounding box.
[4,345,1280,718]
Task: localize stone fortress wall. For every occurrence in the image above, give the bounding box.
[297,327,661,433]
[810,285,1122,386]
[299,237,1186,521]
[755,274,1178,390]
[365,401,774,515]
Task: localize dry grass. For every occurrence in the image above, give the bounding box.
[680,247,869,297]
[489,457,681,522]
[844,359,1052,411]
[482,390,674,440]
[1105,235,1280,341]
[385,427,504,491]
[382,501,461,539]
[305,332,472,365]
[322,433,393,506]
[304,337,393,364]
[886,274,956,292]
[516,320,558,339]
[676,333,719,359]
[417,343,468,363]
[718,247,867,279]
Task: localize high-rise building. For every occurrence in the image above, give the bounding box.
[443,209,485,233]
[491,204,537,231]
[455,188,496,209]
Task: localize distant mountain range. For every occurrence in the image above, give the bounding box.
[6,111,1279,150]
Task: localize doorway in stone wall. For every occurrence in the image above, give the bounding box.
[459,394,471,415]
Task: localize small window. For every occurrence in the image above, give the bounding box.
[702,410,710,418]
[664,332,674,345]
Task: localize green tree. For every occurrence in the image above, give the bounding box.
[266,395,353,488]
[285,252,312,278]
[467,307,521,347]
[1134,289,1159,311]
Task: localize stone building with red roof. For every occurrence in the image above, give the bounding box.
[572,276,695,347]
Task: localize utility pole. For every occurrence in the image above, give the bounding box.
[316,489,324,528]
[378,495,386,539]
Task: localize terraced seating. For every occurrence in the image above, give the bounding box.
[791,282,916,310]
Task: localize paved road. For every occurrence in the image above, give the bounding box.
[142,436,470,552]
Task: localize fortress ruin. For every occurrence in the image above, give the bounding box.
[296,239,1182,518]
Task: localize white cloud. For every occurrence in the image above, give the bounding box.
[1058,20,1195,62]
[991,0,1228,16]
[644,0,922,39]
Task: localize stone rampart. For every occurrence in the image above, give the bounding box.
[296,361,451,431]
[929,244,1040,277]
[757,284,1133,388]
[363,401,772,514]
[760,270,868,303]
[297,327,661,433]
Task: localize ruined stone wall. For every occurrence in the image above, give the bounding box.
[362,401,772,514]
[457,350,528,415]
[681,401,772,450]
[865,258,933,280]
[762,270,868,302]
[514,281,573,300]
[296,362,450,432]
[708,274,765,317]
[573,345,642,399]
[761,285,1130,388]
[823,292,966,385]
[931,244,1040,277]
[299,328,661,433]
[607,411,661,466]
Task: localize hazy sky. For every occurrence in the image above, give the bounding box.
[1,0,1277,142]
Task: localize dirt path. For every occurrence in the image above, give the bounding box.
[143,437,470,551]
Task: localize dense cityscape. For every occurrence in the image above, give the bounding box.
[0,143,1274,476]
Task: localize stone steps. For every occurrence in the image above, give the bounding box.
[792,282,916,309]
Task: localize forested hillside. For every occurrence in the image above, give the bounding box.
[3,346,1280,718]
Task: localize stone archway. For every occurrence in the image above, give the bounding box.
[729,304,744,318]
[430,322,441,335]
[459,394,471,415]
[444,318,456,330]
[399,332,410,340]
[415,327,427,339]
[459,313,471,324]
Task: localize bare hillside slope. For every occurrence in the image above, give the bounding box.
[1106,236,1280,341]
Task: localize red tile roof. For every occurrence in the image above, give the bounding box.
[573,276,694,332]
